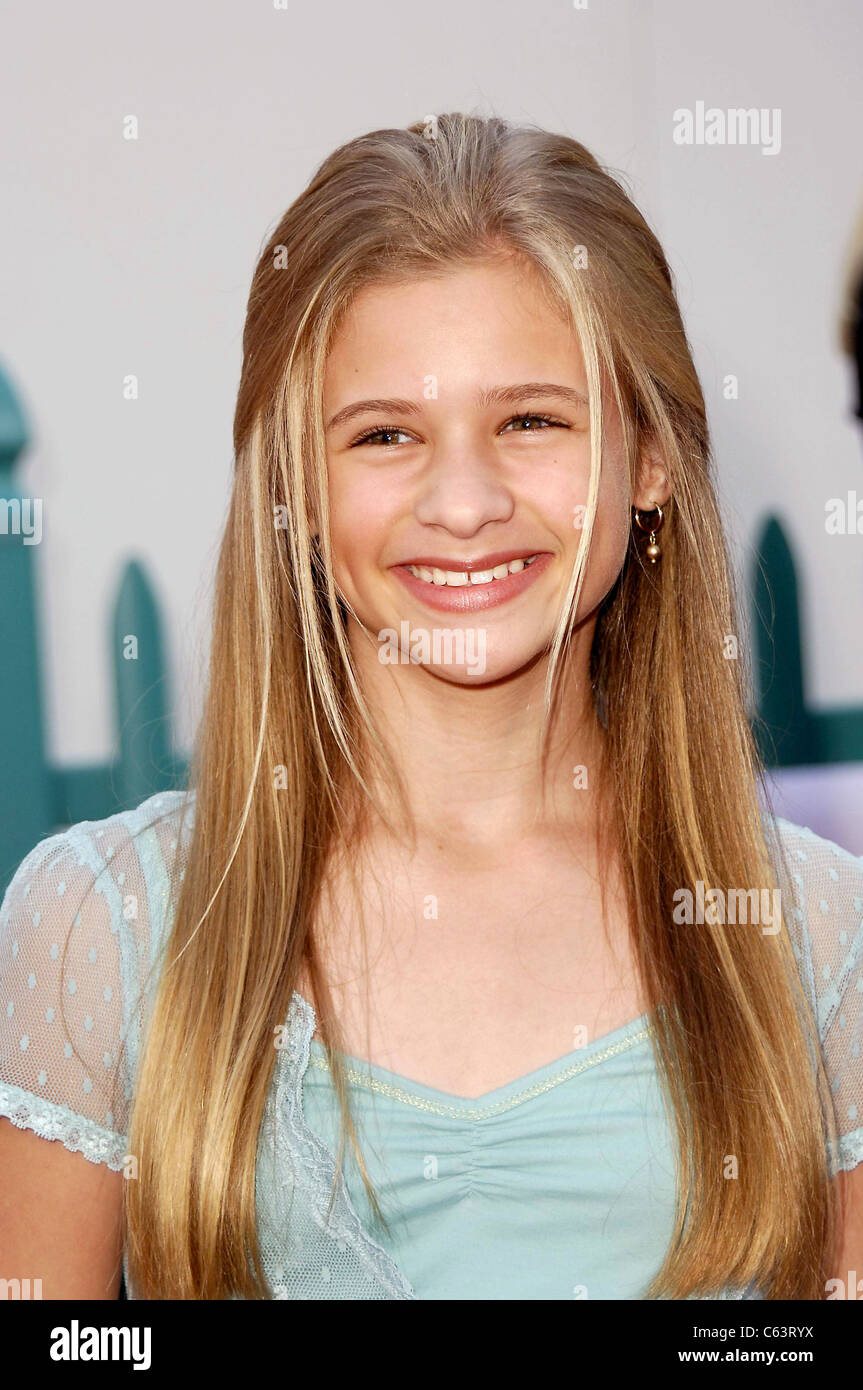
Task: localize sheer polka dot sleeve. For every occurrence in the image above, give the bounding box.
[0,792,192,1170]
[772,818,863,1177]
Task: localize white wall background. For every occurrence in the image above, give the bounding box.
[2,1,862,798]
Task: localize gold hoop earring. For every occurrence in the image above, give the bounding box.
[632,503,665,564]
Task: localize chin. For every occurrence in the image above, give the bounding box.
[413,641,548,687]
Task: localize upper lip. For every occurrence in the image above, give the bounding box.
[395,548,547,571]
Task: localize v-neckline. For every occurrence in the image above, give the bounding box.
[295,990,653,1115]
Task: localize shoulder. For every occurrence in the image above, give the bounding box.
[762,814,863,1003]
[1,788,195,964]
[2,788,195,916]
[762,812,863,1020]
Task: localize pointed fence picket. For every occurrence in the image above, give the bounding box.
[0,365,186,896]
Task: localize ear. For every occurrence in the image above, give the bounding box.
[632,444,671,511]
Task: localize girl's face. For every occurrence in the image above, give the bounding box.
[322,254,654,686]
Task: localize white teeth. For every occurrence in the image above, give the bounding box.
[406,555,539,586]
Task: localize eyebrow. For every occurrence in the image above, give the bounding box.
[324,382,590,432]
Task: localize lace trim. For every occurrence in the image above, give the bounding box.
[273,992,417,1300]
[831,1125,863,1175]
[307,1026,652,1120]
[0,1081,129,1171]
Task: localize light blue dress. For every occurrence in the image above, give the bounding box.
[301,1015,672,1300]
[0,788,861,1300]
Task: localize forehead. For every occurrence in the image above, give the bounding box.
[323,256,585,394]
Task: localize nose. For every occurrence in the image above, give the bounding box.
[413,437,515,538]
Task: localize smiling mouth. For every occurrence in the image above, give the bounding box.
[404,555,541,587]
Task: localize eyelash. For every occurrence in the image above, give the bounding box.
[348,412,568,447]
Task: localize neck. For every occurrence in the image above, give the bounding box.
[345,616,608,853]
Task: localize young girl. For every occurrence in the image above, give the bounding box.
[1,113,862,1301]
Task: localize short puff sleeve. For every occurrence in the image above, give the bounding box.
[0,792,191,1170]
[772,817,863,1176]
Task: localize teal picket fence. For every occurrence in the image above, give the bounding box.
[751,517,863,767]
[0,365,187,898]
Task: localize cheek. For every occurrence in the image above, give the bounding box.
[327,466,398,596]
[569,475,632,617]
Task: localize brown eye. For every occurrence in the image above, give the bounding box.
[350,425,414,447]
[500,413,566,433]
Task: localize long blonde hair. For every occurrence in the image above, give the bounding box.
[125,112,839,1299]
